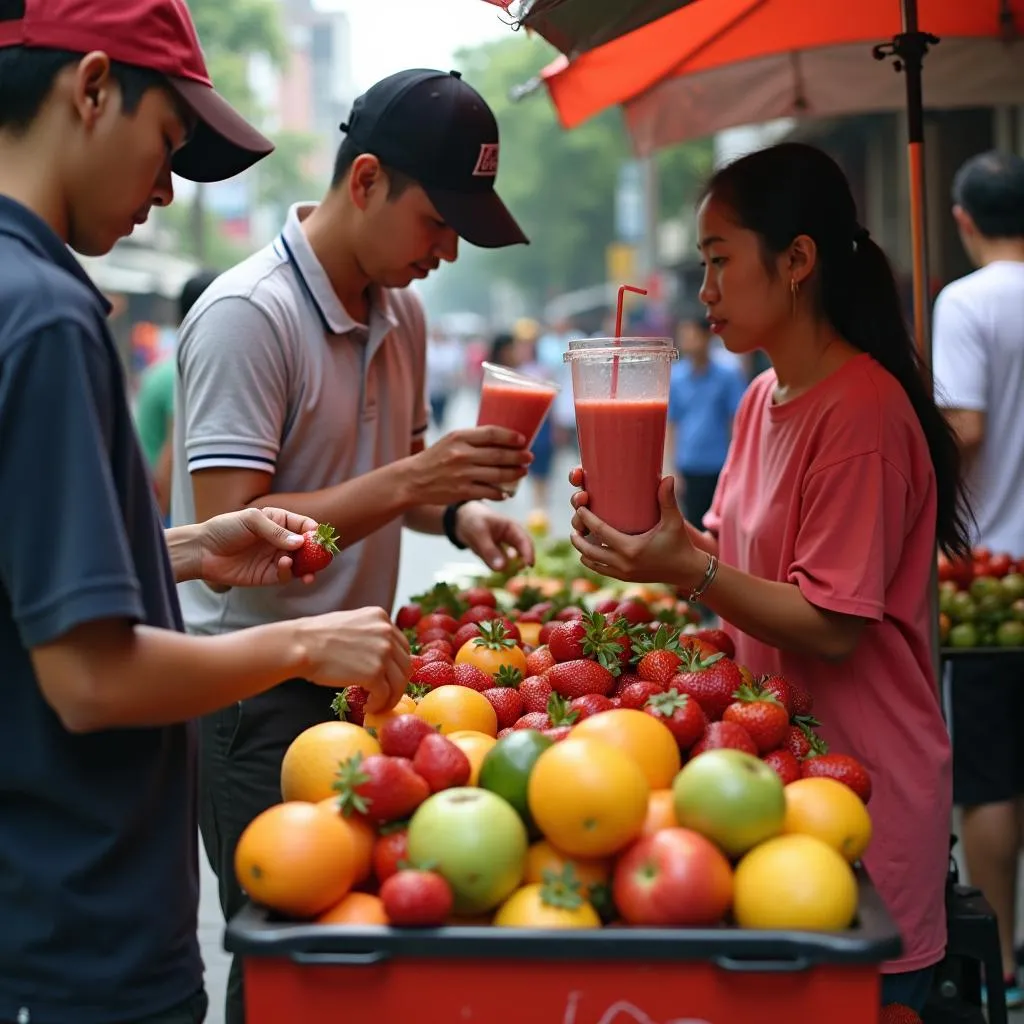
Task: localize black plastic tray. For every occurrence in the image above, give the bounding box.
[940,646,1024,661]
[225,867,901,970]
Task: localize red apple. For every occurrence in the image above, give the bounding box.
[612,827,734,927]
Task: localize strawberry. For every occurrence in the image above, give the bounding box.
[451,662,493,693]
[543,725,574,742]
[409,582,466,619]
[408,654,425,676]
[593,598,620,615]
[538,621,558,646]
[671,649,744,721]
[615,598,651,626]
[879,1004,924,1024]
[381,870,454,927]
[634,624,684,684]
[547,619,587,662]
[497,727,513,739]
[757,674,793,716]
[419,629,453,646]
[690,720,757,758]
[784,722,817,760]
[802,749,872,804]
[459,605,500,627]
[412,732,471,793]
[644,689,707,751]
[514,692,578,731]
[291,522,340,576]
[330,685,368,726]
[788,682,815,718]
[547,659,615,699]
[334,753,430,823]
[518,675,553,714]
[692,627,735,659]
[618,678,664,710]
[411,660,455,691]
[451,622,483,655]
[762,748,802,785]
[555,606,585,621]
[395,604,422,630]
[608,696,623,709]
[568,694,615,720]
[460,586,497,609]
[482,686,524,730]
[378,714,437,760]
[525,645,556,677]
[372,825,409,885]
[612,671,644,696]
[723,684,789,753]
[419,648,453,666]
[416,613,459,638]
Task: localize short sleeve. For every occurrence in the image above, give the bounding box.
[176,297,290,475]
[932,286,987,411]
[789,453,910,622]
[0,327,144,648]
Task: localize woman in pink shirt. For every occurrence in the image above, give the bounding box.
[569,142,971,1012]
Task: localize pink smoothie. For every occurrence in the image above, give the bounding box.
[574,398,669,534]
[477,381,556,443]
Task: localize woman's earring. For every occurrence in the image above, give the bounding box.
[790,278,799,317]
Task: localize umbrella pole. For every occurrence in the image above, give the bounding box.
[874,3,943,687]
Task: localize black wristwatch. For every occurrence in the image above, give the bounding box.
[443,502,469,550]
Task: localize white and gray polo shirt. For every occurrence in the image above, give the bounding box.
[170,203,429,635]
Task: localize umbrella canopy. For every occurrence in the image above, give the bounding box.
[515,0,697,56]
[542,0,1023,154]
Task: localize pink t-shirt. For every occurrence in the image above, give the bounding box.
[705,354,951,974]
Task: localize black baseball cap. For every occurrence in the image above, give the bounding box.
[340,68,528,249]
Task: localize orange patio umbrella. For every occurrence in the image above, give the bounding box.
[540,0,1024,364]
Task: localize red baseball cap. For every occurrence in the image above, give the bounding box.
[0,0,275,182]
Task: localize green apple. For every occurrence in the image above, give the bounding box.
[672,749,785,858]
[407,787,527,914]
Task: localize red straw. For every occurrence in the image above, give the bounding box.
[612,284,648,397]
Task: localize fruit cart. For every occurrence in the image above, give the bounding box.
[226,867,900,1024]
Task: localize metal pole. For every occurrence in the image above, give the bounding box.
[873,0,943,687]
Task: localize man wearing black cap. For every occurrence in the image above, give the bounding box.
[173,68,532,1024]
[0,2,413,1022]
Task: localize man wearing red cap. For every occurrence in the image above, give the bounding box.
[172,67,534,1024]
[0,2,412,1023]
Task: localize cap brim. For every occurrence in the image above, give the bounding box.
[169,78,275,183]
[426,187,529,248]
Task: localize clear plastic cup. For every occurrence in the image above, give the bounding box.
[476,361,560,497]
[563,337,677,534]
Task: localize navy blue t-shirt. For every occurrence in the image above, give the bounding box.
[0,197,202,1023]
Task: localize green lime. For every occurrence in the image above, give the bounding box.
[948,622,978,649]
[948,591,978,623]
[996,620,1024,649]
[999,574,1024,606]
[477,729,553,830]
[970,576,1003,603]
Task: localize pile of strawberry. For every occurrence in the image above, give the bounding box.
[335,584,872,805]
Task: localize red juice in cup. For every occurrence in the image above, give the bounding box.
[564,338,676,534]
[476,361,559,496]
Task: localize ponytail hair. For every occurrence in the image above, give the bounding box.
[704,142,972,559]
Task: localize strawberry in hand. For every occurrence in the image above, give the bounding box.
[291,522,341,577]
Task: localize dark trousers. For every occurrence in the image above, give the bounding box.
[0,990,210,1024]
[199,680,338,1024]
[680,471,720,528]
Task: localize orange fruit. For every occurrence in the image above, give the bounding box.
[493,884,601,929]
[783,777,873,862]
[524,840,611,896]
[234,802,357,919]
[416,686,498,737]
[733,834,858,931]
[528,737,649,858]
[641,789,678,836]
[316,891,388,926]
[363,693,417,734]
[571,709,681,789]
[281,722,381,802]
[516,622,543,648]
[315,801,376,884]
[447,730,498,785]
[455,638,528,680]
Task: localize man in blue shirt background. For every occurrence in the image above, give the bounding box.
[667,306,748,526]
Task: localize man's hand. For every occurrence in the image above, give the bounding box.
[454,502,535,572]
[186,507,320,588]
[403,426,532,505]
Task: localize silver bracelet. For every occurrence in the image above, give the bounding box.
[688,553,719,603]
